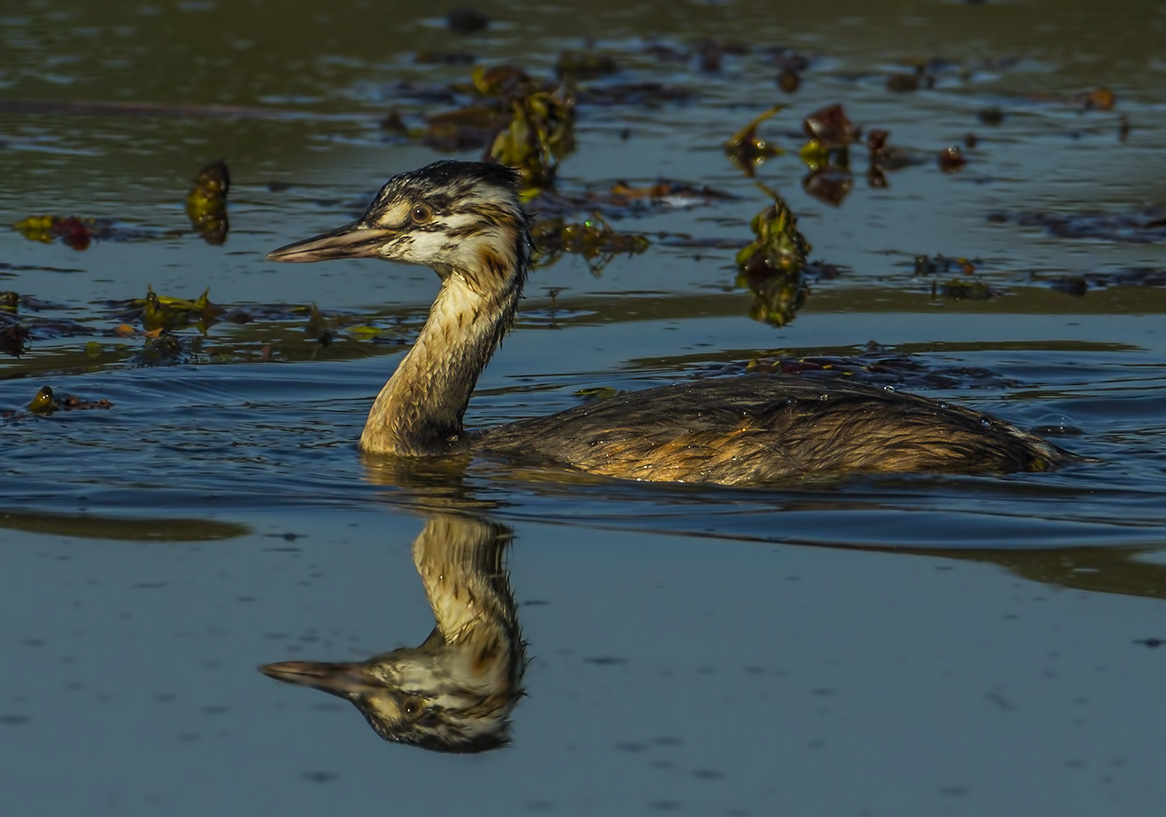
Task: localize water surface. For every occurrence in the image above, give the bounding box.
[3,1,1166,814]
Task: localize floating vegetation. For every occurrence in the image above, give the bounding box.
[138,286,223,332]
[531,213,650,273]
[988,206,1166,244]
[798,104,860,204]
[912,255,997,300]
[937,145,967,172]
[24,385,113,415]
[185,160,230,245]
[304,302,334,346]
[936,278,997,300]
[131,331,188,366]
[1075,87,1116,111]
[886,66,935,93]
[12,215,108,250]
[735,189,812,327]
[489,84,576,189]
[866,129,926,172]
[554,50,618,81]
[0,316,30,357]
[575,82,694,106]
[800,103,859,164]
[1045,268,1166,295]
[913,254,979,277]
[408,64,578,189]
[723,104,786,174]
[527,179,735,222]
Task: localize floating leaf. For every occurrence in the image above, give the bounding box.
[139,285,223,332]
[735,189,812,327]
[490,85,576,189]
[27,386,57,415]
[724,104,786,174]
[531,213,649,273]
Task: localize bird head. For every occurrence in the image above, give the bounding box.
[266,160,531,297]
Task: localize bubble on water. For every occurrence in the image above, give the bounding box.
[1031,413,1084,436]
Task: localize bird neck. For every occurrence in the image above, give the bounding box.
[360,266,521,456]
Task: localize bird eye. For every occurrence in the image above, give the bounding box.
[401,696,424,718]
[410,204,432,225]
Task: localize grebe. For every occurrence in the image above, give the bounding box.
[266,160,1074,485]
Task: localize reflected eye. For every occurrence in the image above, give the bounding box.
[410,204,433,225]
[401,696,425,718]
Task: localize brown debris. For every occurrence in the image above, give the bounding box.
[937,146,967,171]
[802,103,860,148]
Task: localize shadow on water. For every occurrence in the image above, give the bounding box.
[0,509,248,541]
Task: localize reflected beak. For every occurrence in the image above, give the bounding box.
[265,222,394,263]
[259,660,384,697]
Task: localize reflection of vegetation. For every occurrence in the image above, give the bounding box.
[184,160,230,246]
[0,509,247,542]
[261,515,526,753]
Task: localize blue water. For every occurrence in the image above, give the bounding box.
[3,0,1166,814]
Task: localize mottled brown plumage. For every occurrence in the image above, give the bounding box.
[267,160,1075,484]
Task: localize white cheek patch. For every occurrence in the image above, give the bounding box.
[407,229,458,260]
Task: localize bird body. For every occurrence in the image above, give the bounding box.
[267,160,1074,484]
[478,376,1063,485]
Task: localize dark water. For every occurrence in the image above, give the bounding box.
[3,1,1166,814]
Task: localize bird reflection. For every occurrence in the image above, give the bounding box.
[260,515,526,753]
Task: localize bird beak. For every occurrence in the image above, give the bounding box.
[259,659,384,697]
[265,221,394,263]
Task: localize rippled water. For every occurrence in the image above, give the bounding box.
[3,1,1166,815]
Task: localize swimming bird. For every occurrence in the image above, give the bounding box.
[266,160,1075,485]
